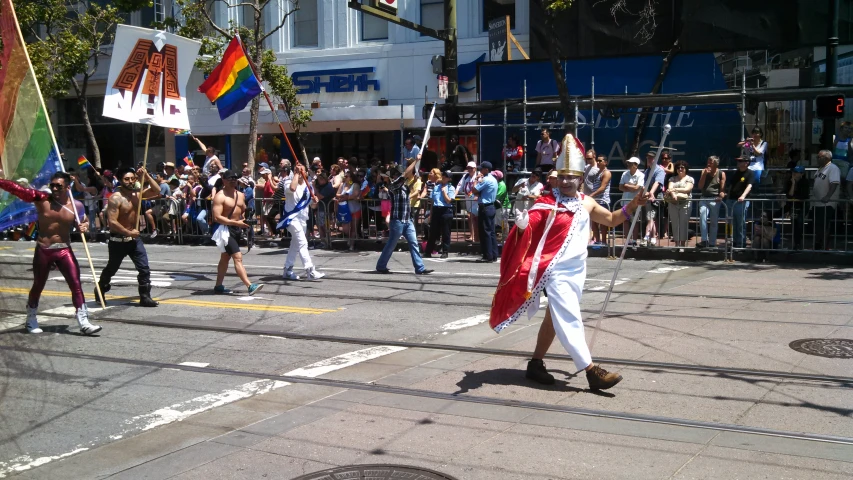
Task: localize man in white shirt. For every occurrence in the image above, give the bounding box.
[192,136,223,176]
[281,164,324,280]
[812,149,841,250]
[535,128,561,172]
[619,157,645,243]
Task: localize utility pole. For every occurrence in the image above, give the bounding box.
[444,0,458,162]
[823,0,840,149]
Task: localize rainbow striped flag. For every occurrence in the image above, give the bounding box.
[169,128,191,135]
[25,222,37,238]
[197,36,262,120]
[0,0,64,231]
[183,151,194,167]
[77,155,92,169]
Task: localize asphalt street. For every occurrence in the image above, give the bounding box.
[0,241,851,479]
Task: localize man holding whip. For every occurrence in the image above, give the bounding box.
[0,173,103,334]
[489,133,651,391]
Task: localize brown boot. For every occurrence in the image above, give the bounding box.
[586,364,622,390]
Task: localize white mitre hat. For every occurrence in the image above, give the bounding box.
[554,133,586,176]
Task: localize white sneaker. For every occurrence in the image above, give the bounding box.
[25,306,42,334]
[306,268,325,280]
[650,237,657,246]
[76,305,102,335]
[283,267,300,280]
[150,230,158,239]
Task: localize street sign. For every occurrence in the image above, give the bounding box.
[373,0,397,15]
[438,75,448,99]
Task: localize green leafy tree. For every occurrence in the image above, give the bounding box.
[165,0,309,171]
[17,0,152,168]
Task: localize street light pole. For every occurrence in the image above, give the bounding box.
[823,0,840,150]
[444,0,459,164]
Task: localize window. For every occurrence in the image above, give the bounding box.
[421,0,444,35]
[362,0,388,40]
[294,0,318,47]
[482,0,515,32]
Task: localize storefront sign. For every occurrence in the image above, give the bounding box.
[292,67,380,95]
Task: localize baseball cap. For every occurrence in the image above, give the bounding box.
[626,157,641,164]
[492,170,504,180]
[479,161,493,171]
[466,161,477,169]
[258,162,269,169]
[792,165,805,173]
[164,162,175,168]
[442,170,452,178]
[222,170,239,180]
[645,151,656,157]
[259,168,271,175]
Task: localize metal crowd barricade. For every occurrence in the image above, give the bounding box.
[609,196,732,259]
[731,197,852,255]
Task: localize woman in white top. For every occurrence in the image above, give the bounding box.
[336,170,360,251]
[738,127,767,185]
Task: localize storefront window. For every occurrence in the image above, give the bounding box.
[482,0,516,32]
[294,0,318,47]
[362,0,388,41]
[421,0,444,35]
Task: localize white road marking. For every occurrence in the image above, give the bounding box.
[0,343,409,476]
[647,266,689,274]
[440,313,490,331]
[53,270,173,287]
[0,448,89,478]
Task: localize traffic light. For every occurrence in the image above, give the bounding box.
[815,94,845,119]
[431,55,444,75]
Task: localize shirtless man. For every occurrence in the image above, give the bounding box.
[212,169,264,295]
[0,172,102,334]
[95,167,161,307]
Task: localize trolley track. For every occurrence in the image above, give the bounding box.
[1,343,851,446]
[2,308,850,386]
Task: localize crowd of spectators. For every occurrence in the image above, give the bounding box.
[2,128,852,256]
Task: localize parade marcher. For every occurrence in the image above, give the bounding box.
[95,167,162,307]
[211,170,264,295]
[375,158,434,275]
[489,134,649,390]
[280,164,325,280]
[0,173,103,334]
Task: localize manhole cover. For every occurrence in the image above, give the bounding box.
[291,465,458,480]
[789,338,853,359]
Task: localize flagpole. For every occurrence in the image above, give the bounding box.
[236,35,303,169]
[135,124,152,231]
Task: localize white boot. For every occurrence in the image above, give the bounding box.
[306,267,325,280]
[25,306,42,334]
[283,266,300,280]
[76,304,102,336]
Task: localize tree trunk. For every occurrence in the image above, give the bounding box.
[247,95,260,172]
[542,6,574,135]
[71,77,101,168]
[630,40,681,156]
[294,130,309,167]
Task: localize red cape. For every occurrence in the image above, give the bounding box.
[489,195,578,332]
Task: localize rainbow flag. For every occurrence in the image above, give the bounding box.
[77,155,92,169]
[25,222,36,238]
[169,128,191,135]
[183,151,194,167]
[0,0,64,231]
[197,36,262,120]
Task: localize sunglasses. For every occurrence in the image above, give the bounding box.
[49,183,65,190]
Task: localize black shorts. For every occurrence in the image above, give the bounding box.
[224,226,244,256]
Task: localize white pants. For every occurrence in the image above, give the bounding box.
[544,260,592,371]
[284,219,313,271]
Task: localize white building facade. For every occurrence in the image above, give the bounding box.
[181,0,530,167]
